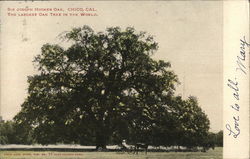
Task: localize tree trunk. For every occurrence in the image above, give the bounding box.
[96,132,108,150]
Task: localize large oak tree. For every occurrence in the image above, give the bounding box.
[14,26,209,149]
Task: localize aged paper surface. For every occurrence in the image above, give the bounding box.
[223,1,249,159]
[0,0,248,159]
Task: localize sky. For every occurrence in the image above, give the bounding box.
[0,1,223,132]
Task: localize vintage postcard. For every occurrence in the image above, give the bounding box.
[0,1,249,159]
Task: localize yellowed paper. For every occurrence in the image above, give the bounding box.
[223,1,249,159]
[0,0,248,159]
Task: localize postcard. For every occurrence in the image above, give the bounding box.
[0,1,249,159]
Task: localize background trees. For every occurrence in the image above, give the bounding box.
[0,121,14,144]
[214,130,223,147]
[0,120,34,145]
[13,26,213,149]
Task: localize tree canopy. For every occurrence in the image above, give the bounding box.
[14,26,210,149]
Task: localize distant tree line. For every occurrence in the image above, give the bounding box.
[0,121,34,145]
[0,26,222,150]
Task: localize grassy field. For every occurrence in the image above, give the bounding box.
[0,147,222,159]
